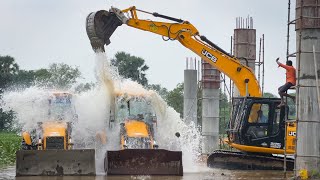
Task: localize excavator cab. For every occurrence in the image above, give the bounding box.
[227,97,286,151]
[208,97,295,170]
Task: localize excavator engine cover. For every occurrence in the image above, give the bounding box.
[16,149,95,176]
[86,10,123,52]
[106,149,183,176]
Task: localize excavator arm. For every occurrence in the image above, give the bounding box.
[86,6,262,97]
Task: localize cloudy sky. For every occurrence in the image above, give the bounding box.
[0,0,296,95]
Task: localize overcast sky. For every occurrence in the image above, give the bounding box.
[0,0,296,96]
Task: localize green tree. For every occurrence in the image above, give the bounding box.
[263,92,278,98]
[147,84,168,100]
[0,55,19,132]
[166,83,184,117]
[0,55,19,90]
[75,82,95,93]
[219,91,230,134]
[35,63,81,89]
[0,109,15,131]
[111,52,149,86]
[12,70,36,88]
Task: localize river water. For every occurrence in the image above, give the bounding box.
[0,165,294,180]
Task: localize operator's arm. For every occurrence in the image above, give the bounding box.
[276,58,289,70]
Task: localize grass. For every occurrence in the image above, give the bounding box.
[0,132,21,167]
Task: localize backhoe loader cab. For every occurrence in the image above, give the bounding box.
[48,92,78,122]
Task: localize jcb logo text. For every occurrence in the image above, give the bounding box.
[202,49,217,63]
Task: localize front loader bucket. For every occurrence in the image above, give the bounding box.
[86,10,123,52]
[106,149,183,176]
[16,149,95,176]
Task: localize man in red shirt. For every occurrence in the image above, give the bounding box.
[276,57,296,106]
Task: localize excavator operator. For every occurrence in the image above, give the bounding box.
[276,57,296,106]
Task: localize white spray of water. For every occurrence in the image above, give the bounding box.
[0,52,205,173]
[93,52,204,172]
[1,87,52,132]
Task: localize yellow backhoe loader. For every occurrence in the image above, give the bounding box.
[16,92,96,176]
[105,94,183,175]
[86,6,296,171]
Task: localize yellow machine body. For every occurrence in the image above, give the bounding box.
[16,92,96,176]
[121,120,155,149]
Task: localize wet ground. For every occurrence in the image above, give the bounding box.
[0,165,294,180]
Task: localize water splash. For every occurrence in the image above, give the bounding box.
[0,52,203,173]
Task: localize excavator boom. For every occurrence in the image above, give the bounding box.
[86,7,261,97]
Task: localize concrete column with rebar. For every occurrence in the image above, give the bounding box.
[295,0,320,176]
[183,58,198,125]
[201,60,220,154]
[233,17,256,97]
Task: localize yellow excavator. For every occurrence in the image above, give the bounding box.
[86,6,296,171]
[105,94,183,175]
[16,92,96,176]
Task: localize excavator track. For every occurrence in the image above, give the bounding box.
[207,150,294,170]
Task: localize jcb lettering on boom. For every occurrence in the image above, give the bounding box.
[201,49,217,63]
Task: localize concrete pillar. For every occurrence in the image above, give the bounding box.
[233,17,256,97]
[295,0,320,176]
[183,60,198,125]
[201,60,220,154]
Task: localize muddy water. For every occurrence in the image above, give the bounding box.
[0,166,294,180]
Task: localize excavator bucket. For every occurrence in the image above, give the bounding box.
[86,9,124,52]
[105,149,183,176]
[16,149,95,176]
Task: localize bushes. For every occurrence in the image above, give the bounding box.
[0,132,21,167]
